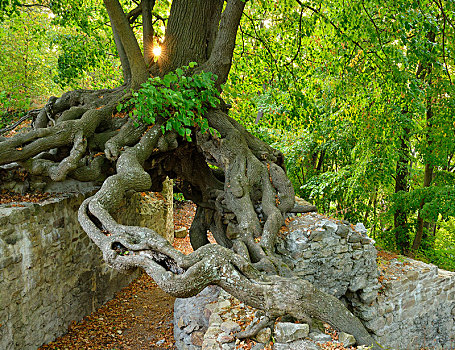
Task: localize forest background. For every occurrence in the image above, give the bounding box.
[1,0,454,269]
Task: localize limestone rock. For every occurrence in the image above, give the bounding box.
[309,331,332,343]
[220,320,241,334]
[338,332,356,346]
[335,224,350,237]
[209,312,223,327]
[274,322,309,343]
[202,338,222,350]
[255,327,271,343]
[178,316,186,329]
[354,222,367,234]
[273,339,320,350]
[217,299,231,310]
[191,331,204,346]
[221,343,235,350]
[217,332,235,343]
[174,286,219,350]
[184,321,200,334]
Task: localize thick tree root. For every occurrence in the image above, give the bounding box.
[0,90,380,349]
[79,195,379,349]
[0,89,126,181]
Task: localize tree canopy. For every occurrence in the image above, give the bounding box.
[224,0,455,266]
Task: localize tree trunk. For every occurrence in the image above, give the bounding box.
[412,162,434,252]
[158,0,224,74]
[108,10,131,85]
[103,0,149,88]
[411,30,436,255]
[394,125,410,254]
[142,0,156,67]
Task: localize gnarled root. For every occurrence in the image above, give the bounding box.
[72,108,379,349]
[0,88,127,182]
[235,314,274,339]
[79,197,379,348]
[0,99,380,349]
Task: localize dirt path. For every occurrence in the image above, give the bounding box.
[40,201,197,350]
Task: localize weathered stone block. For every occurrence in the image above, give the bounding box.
[339,332,356,346]
[274,322,309,343]
[348,233,361,243]
[335,224,350,237]
[255,327,271,343]
[220,320,240,334]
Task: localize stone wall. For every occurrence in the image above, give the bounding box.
[114,177,174,243]
[277,213,379,302]
[0,183,173,350]
[371,259,455,349]
[279,213,455,349]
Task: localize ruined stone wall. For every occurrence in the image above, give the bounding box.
[0,183,173,350]
[278,213,379,302]
[279,213,455,349]
[372,259,455,349]
[113,177,174,243]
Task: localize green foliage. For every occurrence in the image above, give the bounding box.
[410,217,455,271]
[225,0,455,268]
[0,3,121,118]
[121,63,220,141]
[52,32,121,90]
[0,9,63,112]
[173,193,185,202]
[47,0,122,90]
[0,0,19,20]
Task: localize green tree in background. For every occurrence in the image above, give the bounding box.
[0,9,61,116]
[224,0,455,265]
[0,0,124,121]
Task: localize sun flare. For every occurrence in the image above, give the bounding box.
[152,45,162,57]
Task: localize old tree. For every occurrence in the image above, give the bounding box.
[0,0,379,347]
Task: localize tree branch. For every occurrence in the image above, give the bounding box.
[103,0,149,88]
[142,0,156,66]
[127,3,142,23]
[202,0,247,87]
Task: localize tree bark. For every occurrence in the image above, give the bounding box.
[394,125,410,254]
[412,161,434,252]
[201,0,246,87]
[159,0,224,74]
[411,31,436,254]
[142,0,155,66]
[108,11,131,85]
[103,0,148,88]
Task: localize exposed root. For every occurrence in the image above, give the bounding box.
[0,111,36,136]
[0,91,380,348]
[79,193,379,349]
[235,315,273,339]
